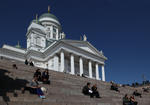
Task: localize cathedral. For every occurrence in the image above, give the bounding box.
[0,7,107,81]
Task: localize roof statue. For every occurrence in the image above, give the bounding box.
[36,14,38,23]
[62,32,66,39]
[100,50,103,54]
[48,5,50,13]
[83,34,87,41]
[15,41,21,48]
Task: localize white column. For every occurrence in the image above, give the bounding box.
[102,65,105,81]
[56,29,59,40]
[89,60,92,78]
[95,63,99,80]
[54,55,59,71]
[31,34,34,45]
[60,51,65,72]
[70,54,75,74]
[50,26,53,39]
[79,57,83,76]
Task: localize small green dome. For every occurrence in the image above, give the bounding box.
[39,13,59,21]
[31,19,40,24]
[32,19,36,22]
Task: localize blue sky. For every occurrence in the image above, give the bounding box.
[0,0,150,84]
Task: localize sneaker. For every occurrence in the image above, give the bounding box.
[42,96,46,99]
[40,95,46,99]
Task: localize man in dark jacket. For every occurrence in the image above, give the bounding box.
[82,82,93,97]
[111,83,120,92]
[133,90,142,98]
[30,61,34,66]
[25,59,28,65]
[42,69,50,84]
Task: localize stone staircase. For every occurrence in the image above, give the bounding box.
[0,58,150,105]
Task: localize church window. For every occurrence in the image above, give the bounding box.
[48,32,51,39]
[53,28,56,33]
[36,37,41,46]
[53,33,56,39]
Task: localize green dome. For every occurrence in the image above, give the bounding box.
[32,19,36,22]
[31,19,40,24]
[39,13,59,21]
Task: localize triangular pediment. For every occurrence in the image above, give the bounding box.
[61,40,102,56]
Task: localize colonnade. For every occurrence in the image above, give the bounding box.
[54,51,105,81]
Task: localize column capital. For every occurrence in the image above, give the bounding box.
[69,53,74,56]
[101,64,105,68]
[60,49,65,55]
[60,49,65,52]
[94,62,99,65]
[100,63,105,66]
[88,59,92,62]
[79,56,83,59]
[95,63,99,66]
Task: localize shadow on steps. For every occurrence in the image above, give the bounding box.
[0,68,29,105]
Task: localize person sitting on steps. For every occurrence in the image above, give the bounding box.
[133,90,142,98]
[130,95,138,105]
[30,76,46,99]
[42,69,50,84]
[25,59,28,65]
[82,82,93,98]
[29,61,34,66]
[91,84,101,98]
[34,69,42,81]
[82,74,86,78]
[12,64,18,69]
[143,87,150,93]
[110,83,120,92]
[123,94,131,105]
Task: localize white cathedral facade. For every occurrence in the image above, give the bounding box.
[0,9,107,81]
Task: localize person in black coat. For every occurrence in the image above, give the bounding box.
[42,69,50,84]
[91,84,101,98]
[34,69,42,81]
[111,83,120,92]
[133,90,142,98]
[82,82,93,97]
[25,59,28,65]
[30,61,34,66]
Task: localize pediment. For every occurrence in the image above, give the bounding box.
[62,40,102,56]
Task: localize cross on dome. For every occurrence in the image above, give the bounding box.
[48,6,50,13]
[36,14,38,23]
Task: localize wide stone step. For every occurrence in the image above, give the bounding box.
[6,101,118,105]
